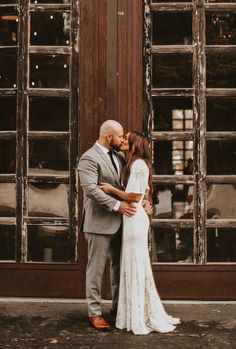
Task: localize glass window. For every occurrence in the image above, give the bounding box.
[27,225,71,263]
[152,227,193,263]
[0,97,16,130]
[0,140,15,174]
[207,184,236,219]
[30,12,70,46]
[207,97,236,131]
[152,54,192,88]
[153,140,193,175]
[28,182,69,218]
[30,54,70,89]
[0,12,18,45]
[153,184,194,219]
[0,54,17,88]
[0,183,16,217]
[206,54,236,88]
[153,97,193,131]
[28,139,69,174]
[0,225,15,260]
[206,11,236,45]
[207,140,236,175]
[207,228,236,263]
[29,97,69,131]
[152,12,192,45]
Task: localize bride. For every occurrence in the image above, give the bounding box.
[99,131,180,335]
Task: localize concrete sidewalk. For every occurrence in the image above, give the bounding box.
[0,300,235,349]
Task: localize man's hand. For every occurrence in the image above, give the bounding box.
[118,201,137,217]
[142,199,153,216]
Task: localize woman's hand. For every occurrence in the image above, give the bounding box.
[98,182,114,194]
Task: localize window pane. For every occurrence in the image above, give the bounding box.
[206,54,236,88]
[30,12,70,46]
[207,140,236,175]
[0,225,15,260]
[28,139,69,174]
[207,184,236,219]
[27,225,71,263]
[152,54,192,88]
[153,97,193,131]
[28,182,69,218]
[0,183,16,217]
[0,12,18,45]
[29,97,69,131]
[152,227,193,263]
[152,12,192,45]
[153,140,193,175]
[207,228,236,263]
[0,140,15,174]
[0,54,17,88]
[0,97,16,130]
[153,184,193,219]
[206,97,236,131]
[206,11,236,45]
[30,54,69,88]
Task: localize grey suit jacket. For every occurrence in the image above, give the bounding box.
[78,143,125,235]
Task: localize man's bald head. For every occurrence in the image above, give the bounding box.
[98,120,124,151]
[99,120,123,138]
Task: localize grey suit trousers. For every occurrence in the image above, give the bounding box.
[85,227,122,317]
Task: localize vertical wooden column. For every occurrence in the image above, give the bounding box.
[117,0,143,133]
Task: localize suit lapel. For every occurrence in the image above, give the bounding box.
[93,143,121,184]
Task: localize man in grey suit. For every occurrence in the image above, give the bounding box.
[78,120,136,330]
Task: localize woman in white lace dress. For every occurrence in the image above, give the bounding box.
[99,132,180,335]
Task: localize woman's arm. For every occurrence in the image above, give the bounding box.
[98,182,142,203]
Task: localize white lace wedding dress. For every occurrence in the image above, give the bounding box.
[116,159,180,335]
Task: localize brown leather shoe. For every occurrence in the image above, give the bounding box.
[88,316,111,330]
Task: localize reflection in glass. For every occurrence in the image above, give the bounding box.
[153,184,193,219]
[153,140,193,175]
[0,13,18,45]
[207,228,236,262]
[152,12,192,45]
[27,225,71,262]
[28,139,69,174]
[28,182,69,217]
[152,54,192,88]
[0,183,16,217]
[31,12,70,46]
[0,225,15,260]
[206,11,236,45]
[0,54,17,88]
[29,97,69,131]
[0,140,15,174]
[30,54,69,88]
[207,140,236,175]
[206,97,236,131]
[152,227,193,263]
[207,184,236,219]
[0,98,16,130]
[206,54,236,88]
[153,97,193,131]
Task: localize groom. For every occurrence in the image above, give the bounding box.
[78,120,137,331]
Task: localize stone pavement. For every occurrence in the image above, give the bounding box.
[0,300,235,349]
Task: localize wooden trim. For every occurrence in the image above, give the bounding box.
[25,218,70,225]
[206,46,236,53]
[205,4,236,11]
[206,89,236,97]
[0,174,16,182]
[28,131,69,139]
[0,131,17,139]
[29,46,71,54]
[27,89,70,97]
[151,131,194,140]
[151,45,193,54]
[206,176,236,184]
[0,89,17,96]
[153,175,194,184]
[151,219,194,228]
[151,3,193,12]
[27,175,69,183]
[206,219,236,228]
[30,5,71,12]
[206,132,236,140]
[151,88,194,97]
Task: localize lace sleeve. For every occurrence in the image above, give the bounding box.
[125,160,149,195]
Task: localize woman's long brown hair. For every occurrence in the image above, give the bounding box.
[121,131,153,197]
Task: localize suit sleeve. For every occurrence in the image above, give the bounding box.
[78,155,118,212]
